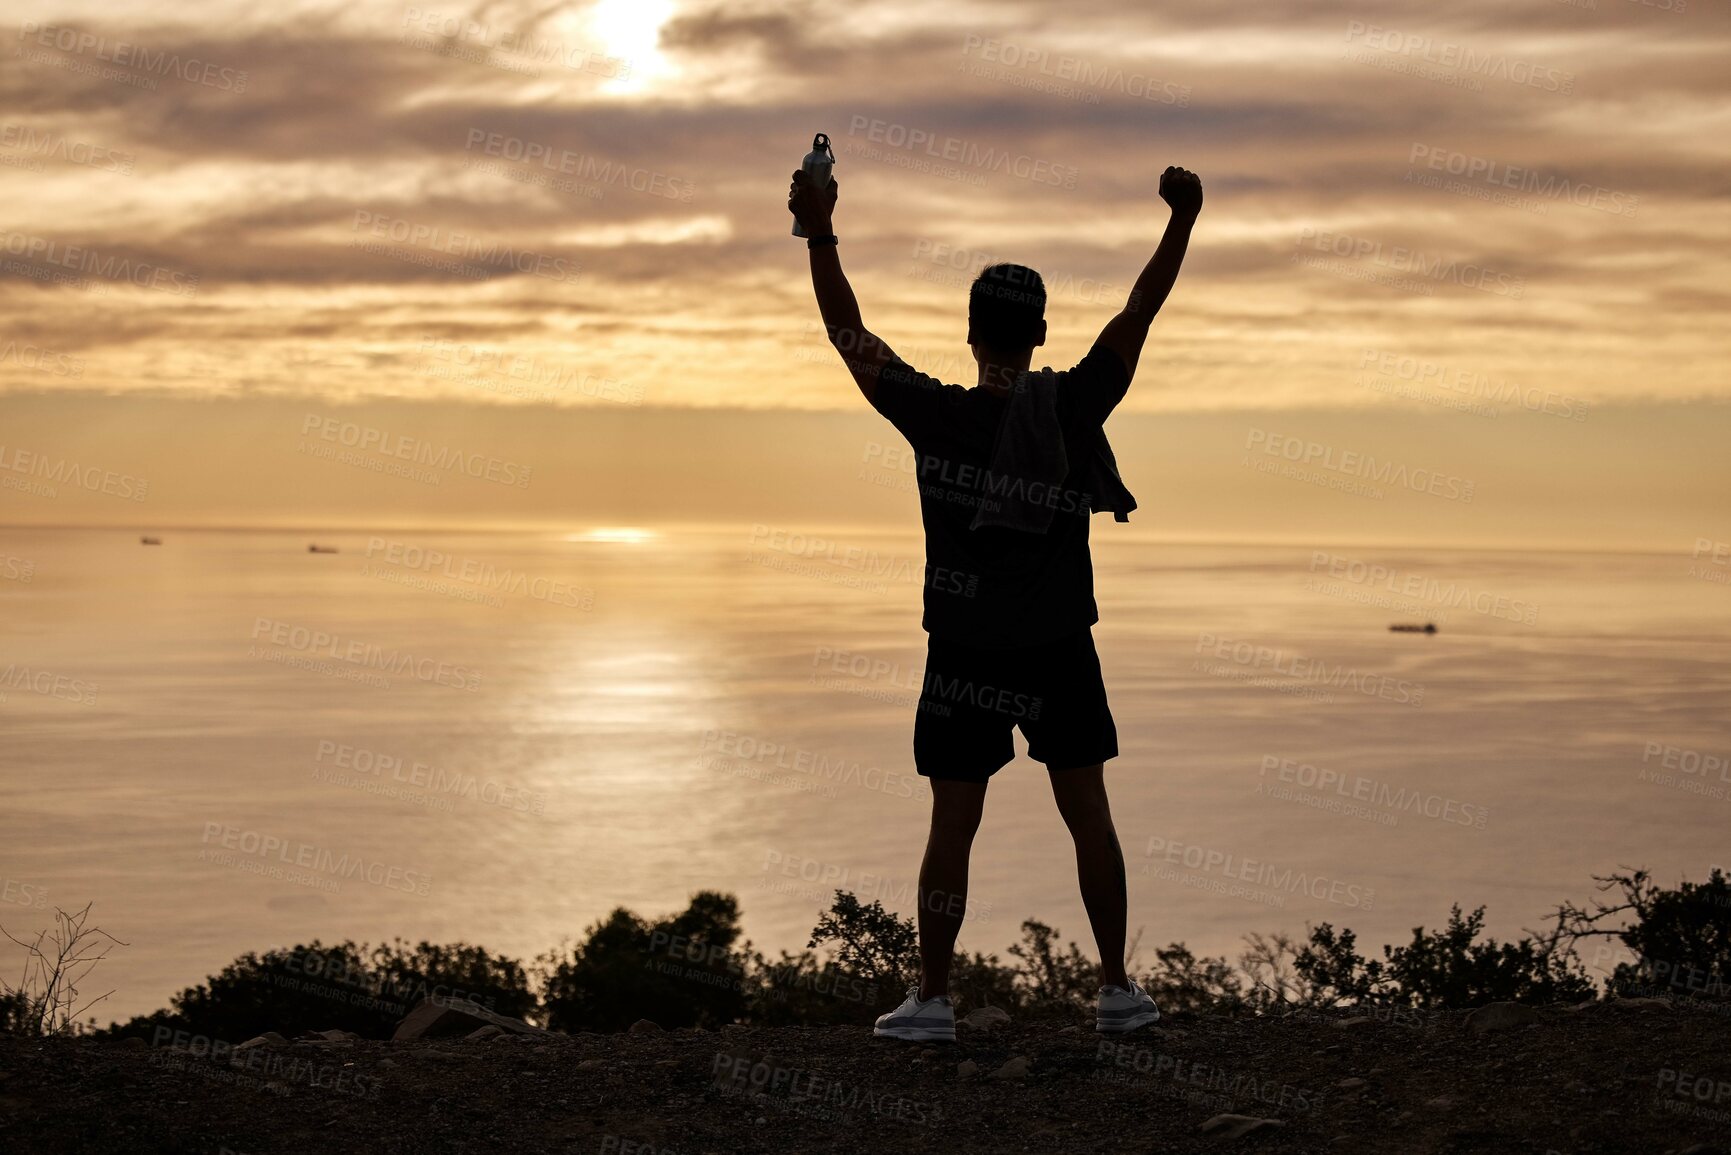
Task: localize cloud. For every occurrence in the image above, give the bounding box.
[0,0,1726,410]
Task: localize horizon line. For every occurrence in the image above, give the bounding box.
[0,520,1699,559]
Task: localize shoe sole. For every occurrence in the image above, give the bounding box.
[1095,1009,1161,1034]
[873,1025,957,1043]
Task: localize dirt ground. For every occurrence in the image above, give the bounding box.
[2,1000,1727,1154]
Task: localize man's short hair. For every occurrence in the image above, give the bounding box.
[969,263,1045,351]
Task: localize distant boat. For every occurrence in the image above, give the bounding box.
[1390,622,1438,634]
[139,536,161,545]
[307,544,339,554]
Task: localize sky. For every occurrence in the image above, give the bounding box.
[2,0,1728,544]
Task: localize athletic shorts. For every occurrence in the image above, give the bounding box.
[913,628,1117,782]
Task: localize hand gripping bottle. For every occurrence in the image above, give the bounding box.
[791,132,835,238]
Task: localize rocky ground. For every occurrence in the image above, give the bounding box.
[1,999,1727,1154]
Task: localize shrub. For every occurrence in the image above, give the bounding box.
[538,891,752,1032]
[104,938,532,1041]
[1,904,125,1037]
[1008,920,1098,1014]
[1293,906,1594,1008]
[1140,942,1250,1014]
[1546,868,1731,1003]
[0,990,32,1036]
[804,891,919,994]
[745,948,886,1026]
[94,868,1728,1036]
[369,939,536,1023]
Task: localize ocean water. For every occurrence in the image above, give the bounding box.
[1,525,1728,1023]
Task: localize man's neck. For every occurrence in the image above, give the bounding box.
[976,352,1033,394]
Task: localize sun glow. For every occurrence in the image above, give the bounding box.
[589,0,675,94]
[571,527,659,544]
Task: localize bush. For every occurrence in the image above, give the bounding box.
[104,938,533,1041]
[1293,906,1594,1009]
[1610,870,1731,1000]
[92,868,1728,1036]
[744,948,887,1026]
[804,892,919,994]
[370,939,536,1023]
[1140,942,1250,1014]
[948,948,1020,1017]
[797,898,1084,1018]
[1546,868,1731,1004]
[0,903,125,1036]
[538,891,752,1032]
[1008,920,1098,1014]
[0,990,31,1036]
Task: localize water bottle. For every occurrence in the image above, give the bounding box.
[791,132,835,238]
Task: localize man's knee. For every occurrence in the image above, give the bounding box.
[1052,773,1112,828]
[930,804,983,840]
[929,787,986,839]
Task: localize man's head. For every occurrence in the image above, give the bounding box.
[967,263,1046,360]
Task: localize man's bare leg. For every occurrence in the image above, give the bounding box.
[1049,763,1130,987]
[917,779,988,999]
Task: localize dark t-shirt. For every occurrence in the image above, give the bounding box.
[869,343,1131,649]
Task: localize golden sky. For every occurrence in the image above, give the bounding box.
[2,0,1729,542]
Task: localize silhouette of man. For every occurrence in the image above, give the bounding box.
[789,162,1203,1040]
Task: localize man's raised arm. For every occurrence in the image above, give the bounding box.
[1095,165,1203,383]
[788,169,899,404]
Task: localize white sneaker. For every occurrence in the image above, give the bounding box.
[1096,980,1160,1033]
[873,985,956,1042]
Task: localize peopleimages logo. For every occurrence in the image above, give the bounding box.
[199,823,432,896]
[463,130,695,201]
[1143,835,1376,910]
[1,878,49,909]
[846,115,1079,188]
[958,35,1190,106]
[0,663,99,705]
[0,444,148,501]
[1342,21,1576,95]
[348,211,580,285]
[299,414,533,487]
[401,9,630,78]
[1307,550,1538,625]
[313,740,547,815]
[862,441,1097,517]
[698,728,930,801]
[1407,144,1638,217]
[361,537,592,609]
[1258,755,1489,829]
[1294,226,1525,298]
[1245,429,1475,504]
[16,22,250,92]
[1195,633,1425,706]
[249,617,482,691]
[0,124,135,174]
[1356,350,1588,421]
[0,338,85,378]
[0,230,199,296]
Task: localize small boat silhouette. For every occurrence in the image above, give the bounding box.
[139,536,161,545]
[307,544,339,554]
[1389,622,1437,634]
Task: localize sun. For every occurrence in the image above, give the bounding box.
[570,527,659,544]
[588,0,675,94]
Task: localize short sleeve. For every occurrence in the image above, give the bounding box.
[871,357,965,446]
[1059,343,1131,428]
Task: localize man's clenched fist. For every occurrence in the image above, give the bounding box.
[1159,166,1203,219]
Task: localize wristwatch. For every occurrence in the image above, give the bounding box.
[806,233,838,249]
